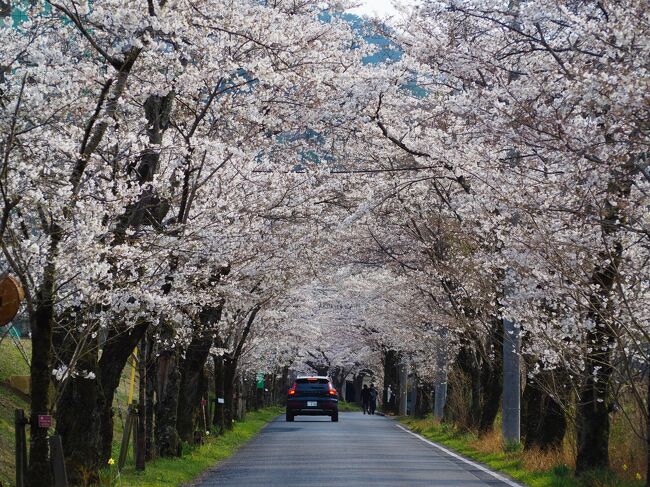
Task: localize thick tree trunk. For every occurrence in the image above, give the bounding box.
[576,321,614,473]
[382,350,399,414]
[522,367,567,451]
[576,244,623,472]
[155,320,182,457]
[27,248,59,487]
[222,359,237,431]
[275,366,289,406]
[479,318,503,433]
[53,315,101,485]
[575,157,634,473]
[277,366,289,406]
[177,307,220,442]
[97,322,149,464]
[55,374,102,484]
[455,347,481,430]
[212,354,225,433]
[576,330,612,472]
[454,320,503,434]
[415,383,433,418]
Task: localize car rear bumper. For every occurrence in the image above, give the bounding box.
[287,399,338,415]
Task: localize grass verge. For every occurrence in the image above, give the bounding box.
[338,400,362,412]
[0,338,31,486]
[398,416,645,487]
[111,407,283,487]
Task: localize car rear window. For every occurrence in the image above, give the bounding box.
[296,378,329,390]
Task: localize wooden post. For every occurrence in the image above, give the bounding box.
[136,339,146,471]
[118,403,135,471]
[49,435,69,487]
[15,409,28,487]
[131,402,138,462]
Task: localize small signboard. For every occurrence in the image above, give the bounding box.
[256,372,264,390]
[38,415,53,428]
[217,397,225,404]
[200,398,207,407]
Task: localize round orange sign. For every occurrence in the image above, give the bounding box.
[0,275,24,326]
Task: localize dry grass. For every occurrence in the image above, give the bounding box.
[468,421,645,481]
[609,409,646,483]
[401,413,646,487]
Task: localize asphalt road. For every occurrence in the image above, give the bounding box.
[192,412,523,487]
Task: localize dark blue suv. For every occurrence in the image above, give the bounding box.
[286,376,338,422]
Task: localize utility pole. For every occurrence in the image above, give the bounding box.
[502,317,521,444]
[434,329,448,421]
[410,376,418,417]
[398,360,408,416]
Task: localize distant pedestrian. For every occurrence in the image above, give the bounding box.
[369,383,378,415]
[360,384,370,414]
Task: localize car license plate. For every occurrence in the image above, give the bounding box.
[307,401,317,407]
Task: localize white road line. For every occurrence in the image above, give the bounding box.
[395,424,525,487]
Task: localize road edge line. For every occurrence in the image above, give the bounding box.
[395,424,525,487]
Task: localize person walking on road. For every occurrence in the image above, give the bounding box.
[369,383,378,415]
[361,384,370,414]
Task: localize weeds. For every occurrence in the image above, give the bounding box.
[399,415,645,487]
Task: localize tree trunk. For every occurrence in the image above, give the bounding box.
[275,366,289,406]
[382,350,399,414]
[222,358,237,431]
[522,366,567,451]
[97,321,149,464]
[576,328,612,473]
[155,320,182,457]
[415,383,433,418]
[27,243,59,487]
[52,313,101,485]
[177,306,220,443]
[479,318,503,433]
[576,245,622,472]
[456,347,481,430]
[212,354,225,433]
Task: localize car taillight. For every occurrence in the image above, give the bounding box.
[288,383,296,396]
[328,383,337,396]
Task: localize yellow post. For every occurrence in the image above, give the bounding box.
[127,349,137,405]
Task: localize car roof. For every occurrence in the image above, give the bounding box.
[296,375,330,380]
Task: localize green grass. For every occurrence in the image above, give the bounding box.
[398,417,644,487]
[0,339,282,487]
[0,338,31,487]
[111,407,282,487]
[338,400,362,412]
[0,338,31,382]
